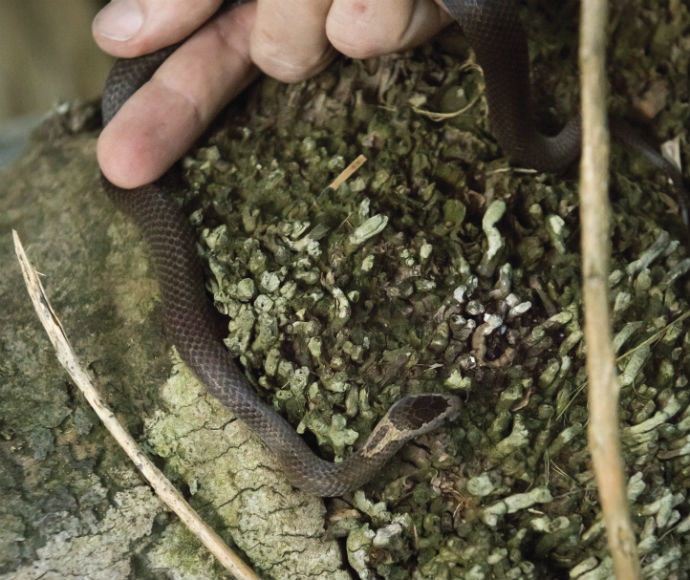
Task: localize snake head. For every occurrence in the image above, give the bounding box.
[388,393,462,435]
[360,394,461,459]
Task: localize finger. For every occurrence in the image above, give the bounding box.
[326,0,452,59]
[250,0,336,83]
[92,0,223,57]
[98,3,260,188]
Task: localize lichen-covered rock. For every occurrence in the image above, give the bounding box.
[0,105,346,578]
[1,0,688,578]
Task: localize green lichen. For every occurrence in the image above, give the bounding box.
[2,0,687,577]
[176,0,689,576]
[144,358,348,579]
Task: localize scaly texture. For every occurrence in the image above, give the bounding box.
[442,0,687,223]
[443,0,582,171]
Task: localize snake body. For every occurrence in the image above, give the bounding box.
[103,44,466,498]
[442,0,582,171]
[102,0,683,496]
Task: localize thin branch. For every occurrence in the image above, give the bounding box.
[12,229,260,580]
[328,154,367,190]
[578,1,642,578]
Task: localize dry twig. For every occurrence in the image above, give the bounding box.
[328,154,367,190]
[578,1,642,578]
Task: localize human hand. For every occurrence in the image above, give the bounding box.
[93,0,452,189]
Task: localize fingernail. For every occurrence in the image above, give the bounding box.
[94,0,144,41]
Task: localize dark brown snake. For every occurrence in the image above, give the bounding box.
[102,0,687,497]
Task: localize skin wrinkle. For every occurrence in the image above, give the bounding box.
[211,11,256,77]
[170,9,260,128]
[154,21,239,128]
[250,0,333,82]
[151,74,206,133]
[252,39,335,83]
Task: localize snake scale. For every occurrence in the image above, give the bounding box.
[101,0,685,496]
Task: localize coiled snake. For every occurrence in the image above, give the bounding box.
[101,0,685,496]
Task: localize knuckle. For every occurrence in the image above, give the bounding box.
[251,39,329,83]
[327,19,388,59]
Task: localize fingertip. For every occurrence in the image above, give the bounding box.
[249,0,333,83]
[326,0,452,59]
[93,0,144,44]
[97,121,156,189]
[98,87,196,189]
[92,0,223,57]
